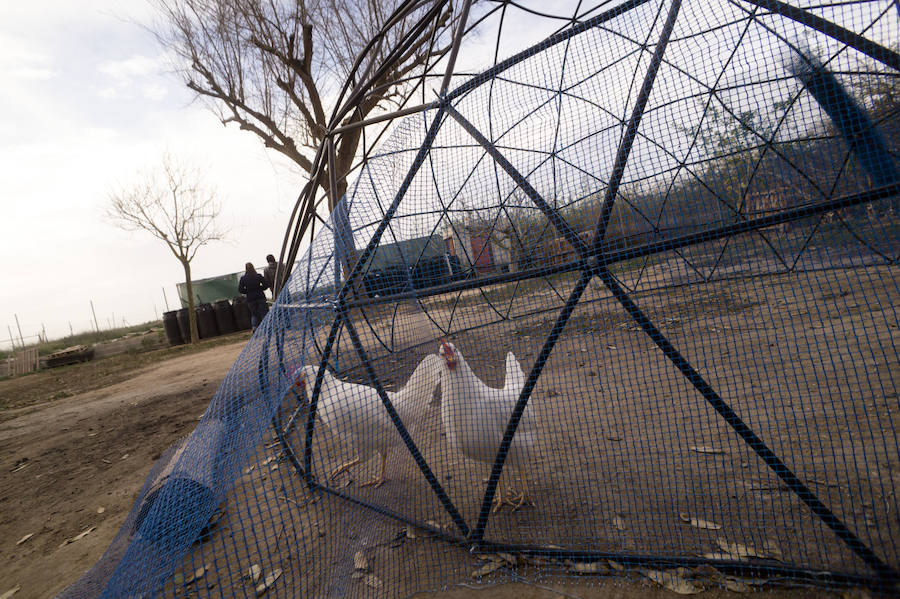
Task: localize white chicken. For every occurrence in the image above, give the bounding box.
[297,354,442,488]
[437,340,537,511]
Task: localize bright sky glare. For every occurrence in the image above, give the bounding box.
[0,1,305,348]
[0,0,576,350]
[3,0,892,350]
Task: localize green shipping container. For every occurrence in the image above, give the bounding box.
[176,272,244,307]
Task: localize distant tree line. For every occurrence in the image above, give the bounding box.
[453,60,898,273]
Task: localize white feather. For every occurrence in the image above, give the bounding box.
[438,342,536,469]
[299,354,442,473]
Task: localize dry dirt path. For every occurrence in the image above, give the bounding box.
[0,336,848,599]
[1,342,245,599]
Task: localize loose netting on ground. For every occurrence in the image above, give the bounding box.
[63,0,899,596]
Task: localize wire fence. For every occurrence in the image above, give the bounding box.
[63,0,898,596]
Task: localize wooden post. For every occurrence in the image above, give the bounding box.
[14,314,25,347]
[90,301,99,332]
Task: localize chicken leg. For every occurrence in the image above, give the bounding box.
[490,478,522,513]
[359,452,388,488]
[508,469,536,511]
[330,457,360,480]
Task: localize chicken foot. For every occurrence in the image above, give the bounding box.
[508,473,536,511]
[359,453,388,488]
[490,479,523,513]
[330,457,360,480]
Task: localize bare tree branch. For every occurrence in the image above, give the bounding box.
[107,153,227,344]
[151,0,455,211]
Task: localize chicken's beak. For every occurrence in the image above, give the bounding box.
[439,339,457,370]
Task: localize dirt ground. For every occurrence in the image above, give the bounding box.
[1,262,896,598]
[0,339,247,599]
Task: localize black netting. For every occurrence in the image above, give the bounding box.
[64,1,899,596]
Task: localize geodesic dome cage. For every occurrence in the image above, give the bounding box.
[64,0,899,597]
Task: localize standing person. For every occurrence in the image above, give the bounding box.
[263,254,280,299]
[238,262,269,331]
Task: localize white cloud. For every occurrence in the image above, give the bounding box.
[9,66,58,80]
[98,54,160,79]
[96,54,169,100]
[0,32,57,82]
[142,82,169,101]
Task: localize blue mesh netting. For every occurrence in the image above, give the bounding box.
[63,0,898,596]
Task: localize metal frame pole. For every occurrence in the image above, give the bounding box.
[738,0,900,72]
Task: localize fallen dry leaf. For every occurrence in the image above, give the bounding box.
[690,446,726,455]
[59,526,96,548]
[496,552,518,566]
[405,525,417,539]
[185,564,209,585]
[96,507,105,514]
[0,585,20,599]
[679,513,722,530]
[471,561,505,577]
[255,568,281,596]
[717,538,757,558]
[702,552,735,561]
[608,560,625,571]
[16,534,34,546]
[716,538,780,560]
[642,569,702,594]
[363,575,383,589]
[724,578,751,592]
[524,555,555,567]
[568,561,606,574]
[247,564,262,583]
[353,551,368,571]
[350,571,364,580]
[424,519,445,530]
[613,515,627,531]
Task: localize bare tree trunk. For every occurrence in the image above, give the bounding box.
[182,260,199,344]
[329,150,368,299]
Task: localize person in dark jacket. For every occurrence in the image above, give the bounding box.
[238,262,269,331]
[262,254,281,300]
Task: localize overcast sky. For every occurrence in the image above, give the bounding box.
[0,0,580,350]
[0,1,307,348]
[3,1,892,349]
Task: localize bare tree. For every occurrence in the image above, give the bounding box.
[150,0,453,215]
[108,154,227,344]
